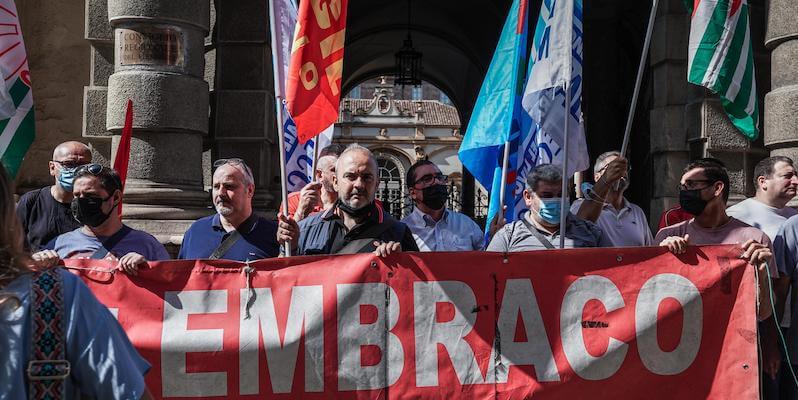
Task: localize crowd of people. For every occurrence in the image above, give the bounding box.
[5,139,798,397]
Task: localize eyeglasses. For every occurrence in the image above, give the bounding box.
[52,159,89,170]
[678,179,713,191]
[414,173,448,187]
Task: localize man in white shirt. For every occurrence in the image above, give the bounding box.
[727,156,798,399]
[573,151,652,247]
[401,160,484,251]
[727,156,798,239]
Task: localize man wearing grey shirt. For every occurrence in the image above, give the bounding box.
[487,164,611,252]
[401,160,483,251]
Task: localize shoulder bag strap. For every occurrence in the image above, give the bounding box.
[519,217,556,250]
[28,268,70,400]
[209,230,243,260]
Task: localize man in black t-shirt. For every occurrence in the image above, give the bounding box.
[16,141,92,250]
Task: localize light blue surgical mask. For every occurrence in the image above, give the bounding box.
[57,167,77,192]
[536,197,568,225]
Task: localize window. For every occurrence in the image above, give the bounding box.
[411,86,422,100]
[376,157,407,218]
[348,86,361,98]
[439,92,451,105]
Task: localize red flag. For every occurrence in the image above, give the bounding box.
[285,0,348,143]
[113,99,133,215]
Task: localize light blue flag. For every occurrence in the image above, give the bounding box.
[512,0,588,219]
[458,0,530,236]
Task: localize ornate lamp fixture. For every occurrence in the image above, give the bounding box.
[394,0,422,87]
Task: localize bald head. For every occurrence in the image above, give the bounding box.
[334,144,378,210]
[53,141,92,161]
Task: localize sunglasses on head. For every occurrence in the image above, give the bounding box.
[76,163,105,175]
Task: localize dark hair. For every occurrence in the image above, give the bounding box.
[74,164,123,195]
[684,158,730,201]
[406,160,436,186]
[319,144,345,158]
[0,163,31,303]
[753,156,794,186]
[526,164,562,191]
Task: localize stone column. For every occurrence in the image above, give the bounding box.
[764,0,798,163]
[648,1,690,231]
[83,0,114,165]
[106,0,211,242]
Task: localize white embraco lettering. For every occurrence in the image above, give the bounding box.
[635,274,702,375]
[239,286,324,394]
[162,290,228,397]
[337,283,403,390]
[561,276,627,381]
[414,281,484,387]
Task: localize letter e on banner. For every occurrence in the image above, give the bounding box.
[161,290,228,397]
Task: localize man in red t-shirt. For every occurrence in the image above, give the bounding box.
[279,144,344,221]
[657,204,693,230]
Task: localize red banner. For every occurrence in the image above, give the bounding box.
[69,245,758,399]
[285,0,348,143]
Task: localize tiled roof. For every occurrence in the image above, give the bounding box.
[338,98,461,126]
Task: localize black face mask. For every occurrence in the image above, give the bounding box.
[678,188,708,216]
[420,184,448,210]
[337,199,372,219]
[71,196,114,227]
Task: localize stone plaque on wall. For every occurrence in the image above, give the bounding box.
[118,27,184,67]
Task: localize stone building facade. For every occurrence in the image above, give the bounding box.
[12,0,797,242]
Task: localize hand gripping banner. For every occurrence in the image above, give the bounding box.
[68,245,759,399]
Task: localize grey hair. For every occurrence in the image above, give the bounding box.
[215,159,255,186]
[594,151,622,175]
[525,164,563,191]
[338,143,377,170]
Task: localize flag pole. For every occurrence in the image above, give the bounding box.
[498,140,512,218]
[559,0,576,249]
[559,80,570,249]
[269,0,292,256]
[619,0,659,158]
[311,135,321,183]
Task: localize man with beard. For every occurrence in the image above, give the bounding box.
[31,164,169,274]
[277,144,418,256]
[401,160,483,251]
[572,151,652,247]
[179,158,279,261]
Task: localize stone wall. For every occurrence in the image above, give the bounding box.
[15,1,91,190]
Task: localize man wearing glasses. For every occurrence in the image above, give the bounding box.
[654,158,782,380]
[401,160,483,251]
[31,164,170,274]
[572,151,653,247]
[16,141,92,251]
[179,158,280,261]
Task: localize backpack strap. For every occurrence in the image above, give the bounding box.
[519,217,556,250]
[209,230,243,260]
[28,268,70,400]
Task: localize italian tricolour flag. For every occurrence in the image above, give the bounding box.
[0,0,33,177]
[686,0,758,140]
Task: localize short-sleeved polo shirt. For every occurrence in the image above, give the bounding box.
[178,213,280,261]
[487,212,611,252]
[571,198,653,247]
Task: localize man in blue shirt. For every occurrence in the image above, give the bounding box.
[31,164,169,275]
[401,160,483,251]
[179,158,279,261]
